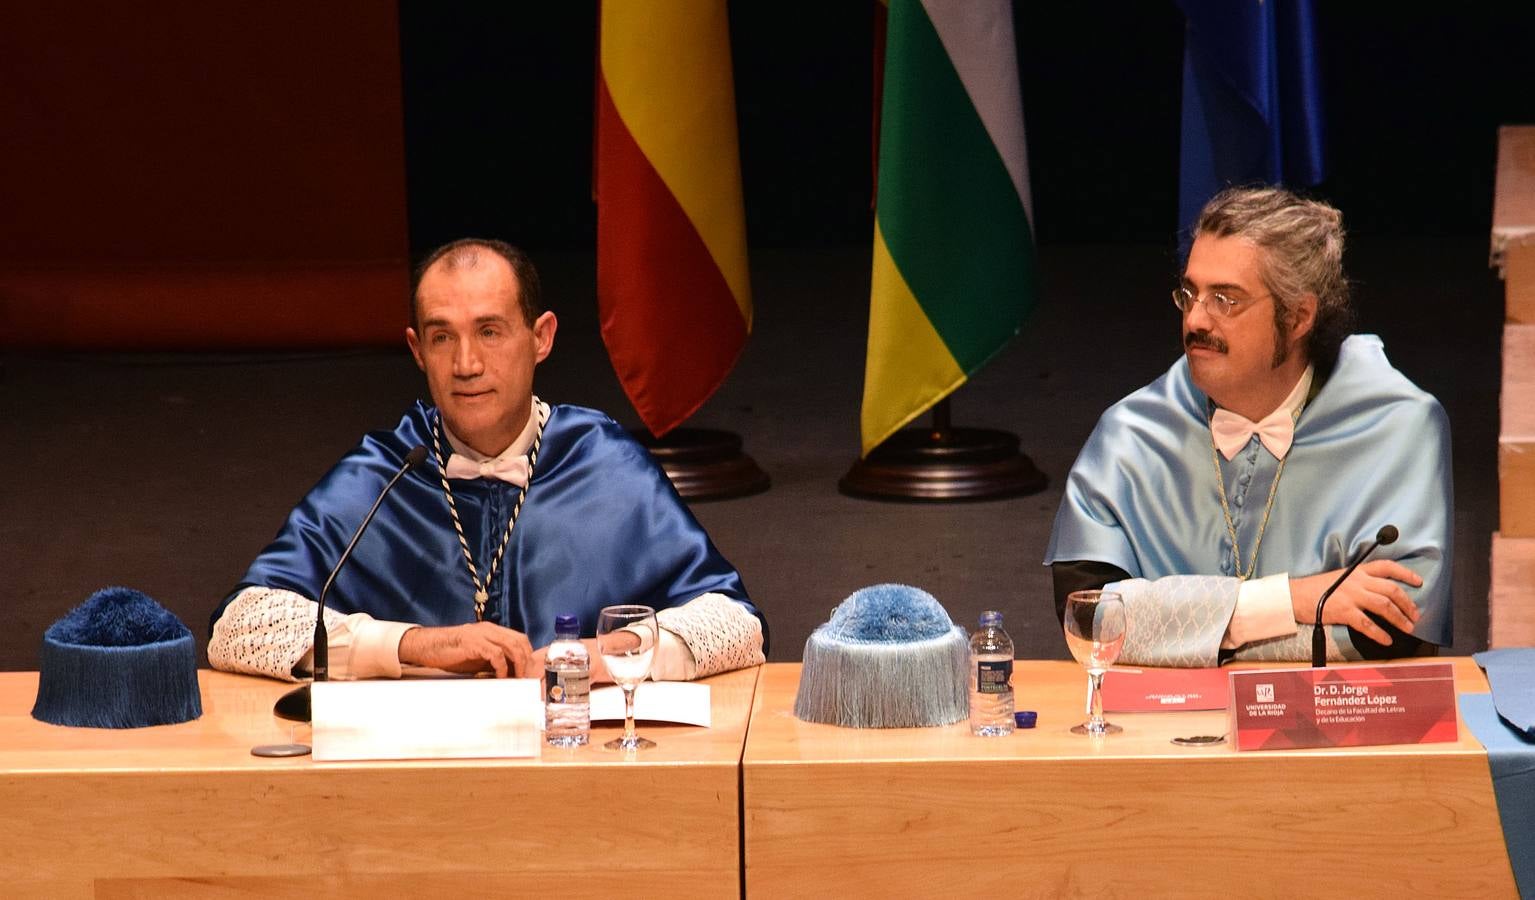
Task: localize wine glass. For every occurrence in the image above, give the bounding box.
[597,604,658,751]
[1063,590,1127,736]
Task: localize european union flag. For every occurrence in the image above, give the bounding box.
[1177,0,1327,239]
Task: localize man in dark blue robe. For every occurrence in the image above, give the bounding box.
[209,239,765,682]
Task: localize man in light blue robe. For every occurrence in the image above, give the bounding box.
[1046,187,1450,667]
[209,239,766,683]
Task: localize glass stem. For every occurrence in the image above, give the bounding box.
[622,684,637,743]
[1088,671,1106,729]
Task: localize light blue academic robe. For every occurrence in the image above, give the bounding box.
[1045,335,1452,664]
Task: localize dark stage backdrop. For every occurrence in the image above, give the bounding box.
[2,4,1533,349]
[401,3,1535,253]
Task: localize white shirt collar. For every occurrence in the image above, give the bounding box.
[1208,367,1313,461]
[1276,365,1314,421]
[1211,365,1313,424]
[442,395,548,464]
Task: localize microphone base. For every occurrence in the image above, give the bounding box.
[250,742,311,758]
[273,683,312,723]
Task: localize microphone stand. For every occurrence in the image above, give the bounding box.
[253,447,427,756]
[1311,526,1399,668]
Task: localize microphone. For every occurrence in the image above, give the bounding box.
[273,445,428,723]
[1310,525,1399,668]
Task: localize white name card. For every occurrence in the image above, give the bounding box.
[311,678,542,761]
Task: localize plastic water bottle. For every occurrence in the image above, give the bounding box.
[544,614,590,747]
[970,610,1015,736]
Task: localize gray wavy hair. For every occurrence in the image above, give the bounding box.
[1194,186,1355,368]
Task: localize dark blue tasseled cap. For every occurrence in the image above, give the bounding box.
[32,587,203,728]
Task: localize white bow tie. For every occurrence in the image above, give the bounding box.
[1210,406,1296,461]
[443,452,530,486]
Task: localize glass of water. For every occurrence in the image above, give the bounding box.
[1063,590,1127,736]
[597,604,658,751]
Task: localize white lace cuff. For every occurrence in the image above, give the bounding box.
[654,593,765,680]
[208,586,415,682]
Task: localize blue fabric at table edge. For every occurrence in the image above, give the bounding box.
[1458,692,1535,900]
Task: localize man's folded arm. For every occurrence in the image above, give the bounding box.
[1052,560,1428,666]
[1053,562,1313,666]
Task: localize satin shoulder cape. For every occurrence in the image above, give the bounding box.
[1044,334,1453,647]
[214,401,760,648]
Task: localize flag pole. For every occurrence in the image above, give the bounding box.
[839,395,1045,502]
[636,427,769,503]
[930,397,950,438]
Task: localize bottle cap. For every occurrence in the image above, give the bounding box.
[553,614,579,636]
[1014,710,1037,728]
[979,610,1003,627]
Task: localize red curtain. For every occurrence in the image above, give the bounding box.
[0,1,410,348]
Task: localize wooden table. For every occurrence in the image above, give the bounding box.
[0,667,758,899]
[742,659,1518,899]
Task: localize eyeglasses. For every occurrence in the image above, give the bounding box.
[1171,286,1264,318]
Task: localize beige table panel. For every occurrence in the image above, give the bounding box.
[1494,124,1535,321]
[1491,532,1535,647]
[2,667,758,899]
[743,659,1516,899]
[1502,324,1535,537]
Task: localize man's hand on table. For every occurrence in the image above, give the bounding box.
[398,622,533,677]
[1289,560,1423,646]
[528,638,616,684]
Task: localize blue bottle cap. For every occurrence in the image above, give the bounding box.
[979,610,1003,627]
[1014,710,1037,728]
[554,614,579,636]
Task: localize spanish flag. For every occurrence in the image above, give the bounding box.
[860,0,1037,455]
[596,1,751,438]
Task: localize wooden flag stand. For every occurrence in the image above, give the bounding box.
[636,428,770,502]
[839,399,1046,502]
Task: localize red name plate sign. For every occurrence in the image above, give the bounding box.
[1101,667,1229,712]
[1228,662,1458,751]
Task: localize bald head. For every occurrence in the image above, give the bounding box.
[410,238,543,329]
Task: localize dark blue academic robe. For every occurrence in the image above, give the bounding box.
[214,402,760,647]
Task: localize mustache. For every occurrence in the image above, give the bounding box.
[1184,331,1228,353]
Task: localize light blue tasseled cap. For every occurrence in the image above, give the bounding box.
[793,583,969,728]
[31,587,203,728]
